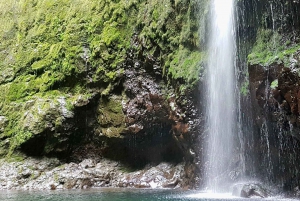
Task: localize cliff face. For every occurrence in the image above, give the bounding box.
[0,0,209,189]
[2,0,300,193]
[238,0,300,192]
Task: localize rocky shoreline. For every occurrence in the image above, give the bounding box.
[0,157,184,190]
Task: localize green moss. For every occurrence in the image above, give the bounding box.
[270,79,278,89]
[0,90,81,155]
[98,96,126,138]
[135,0,209,91]
[241,80,249,96]
[6,71,65,101]
[1,0,139,98]
[7,81,30,101]
[8,131,33,156]
[5,152,25,162]
[0,0,207,155]
[169,48,206,89]
[98,97,125,127]
[0,0,140,155]
[101,22,121,46]
[248,29,300,66]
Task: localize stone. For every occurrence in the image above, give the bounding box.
[0,157,184,190]
[233,183,269,198]
[0,67,14,84]
[0,116,8,133]
[80,159,96,169]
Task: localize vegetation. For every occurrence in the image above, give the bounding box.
[240,80,249,96]
[270,79,278,89]
[248,29,300,66]
[97,96,126,138]
[0,0,209,156]
[136,0,209,90]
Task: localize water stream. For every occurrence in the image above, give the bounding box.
[204,0,237,192]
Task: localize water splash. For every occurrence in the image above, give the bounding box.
[204,0,237,192]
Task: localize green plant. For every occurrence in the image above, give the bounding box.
[241,80,249,96]
[270,79,278,89]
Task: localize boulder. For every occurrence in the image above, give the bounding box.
[232,183,269,198]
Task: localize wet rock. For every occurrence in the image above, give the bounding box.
[248,57,300,190]
[80,159,96,169]
[0,157,60,190]
[21,97,74,135]
[117,162,184,189]
[232,183,269,198]
[128,124,143,133]
[73,95,90,107]
[0,157,184,190]
[293,186,300,197]
[249,59,300,137]
[17,96,76,157]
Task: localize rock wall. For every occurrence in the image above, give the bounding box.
[0,0,209,189]
[238,0,300,194]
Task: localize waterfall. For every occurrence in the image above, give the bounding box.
[204,0,237,192]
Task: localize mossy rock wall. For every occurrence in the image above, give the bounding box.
[0,0,209,158]
[238,0,300,191]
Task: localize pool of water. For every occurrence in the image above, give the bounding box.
[0,189,296,201]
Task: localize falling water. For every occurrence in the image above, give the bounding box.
[205,0,236,192]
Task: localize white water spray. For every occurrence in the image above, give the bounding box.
[205,0,236,192]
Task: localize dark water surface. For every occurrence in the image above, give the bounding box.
[0,189,297,201]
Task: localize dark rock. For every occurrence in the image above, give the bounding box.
[233,183,269,198]
[50,184,56,190]
[248,49,300,192]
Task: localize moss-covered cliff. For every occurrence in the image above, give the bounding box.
[3,0,300,193]
[0,1,208,189]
